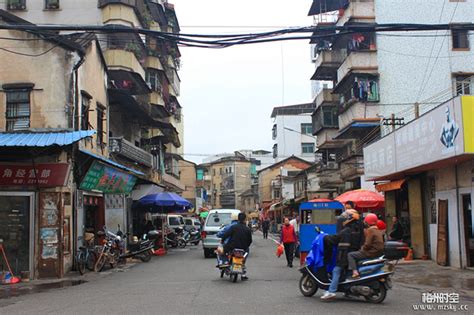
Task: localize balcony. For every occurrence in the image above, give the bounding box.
[145,55,164,71]
[340,156,364,180]
[162,173,185,192]
[312,105,339,135]
[315,88,339,108]
[337,50,378,85]
[105,49,146,81]
[100,0,142,27]
[311,50,346,81]
[110,137,153,167]
[318,170,344,188]
[337,0,375,26]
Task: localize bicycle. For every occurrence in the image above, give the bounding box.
[76,233,98,275]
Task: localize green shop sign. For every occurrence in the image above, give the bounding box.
[80,161,137,194]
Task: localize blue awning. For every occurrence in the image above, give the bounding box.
[0,130,96,147]
[79,149,145,176]
[335,120,380,139]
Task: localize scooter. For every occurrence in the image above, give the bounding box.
[298,228,409,304]
[183,226,201,245]
[164,227,186,248]
[121,232,155,262]
[217,248,248,283]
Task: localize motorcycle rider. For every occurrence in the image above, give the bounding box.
[216,212,239,267]
[348,213,384,279]
[320,210,364,301]
[219,212,253,280]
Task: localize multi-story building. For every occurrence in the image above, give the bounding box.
[178,159,197,208]
[271,104,317,163]
[309,0,474,193]
[7,0,185,193]
[195,163,211,211]
[258,157,311,224]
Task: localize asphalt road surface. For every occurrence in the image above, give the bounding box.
[1,232,472,314]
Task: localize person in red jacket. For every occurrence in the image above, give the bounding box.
[280,217,297,268]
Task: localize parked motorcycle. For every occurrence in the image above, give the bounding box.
[122,232,155,262]
[217,248,248,283]
[164,227,186,248]
[298,228,409,304]
[94,228,123,272]
[183,226,201,246]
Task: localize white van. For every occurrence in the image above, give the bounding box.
[201,209,241,258]
[167,214,185,231]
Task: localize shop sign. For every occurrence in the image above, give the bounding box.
[364,96,474,179]
[0,163,70,187]
[80,161,137,194]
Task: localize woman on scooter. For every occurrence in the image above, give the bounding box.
[320,210,364,301]
[348,213,384,279]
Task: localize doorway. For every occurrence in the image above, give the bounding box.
[83,195,104,241]
[462,194,473,267]
[0,192,34,277]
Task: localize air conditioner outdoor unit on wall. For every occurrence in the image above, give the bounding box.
[327,162,338,169]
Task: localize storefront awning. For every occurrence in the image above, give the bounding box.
[375,179,406,192]
[79,149,145,176]
[0,130,95,147]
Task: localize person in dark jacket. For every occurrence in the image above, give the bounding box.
[320,211,364,301]
[220,212,253,280]
[389,216,404,241]
[262,218,270,239]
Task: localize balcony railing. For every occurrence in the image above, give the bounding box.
[104,49,146,80]
[337,50,377,84]
[110,137,153,167]
[312,50,346,81]
[315,88,339,108]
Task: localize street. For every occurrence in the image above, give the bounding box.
[2,232,472,315]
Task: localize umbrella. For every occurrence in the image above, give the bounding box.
[137,192,192,212]
[334,189,384,209]
[199,211,209,219]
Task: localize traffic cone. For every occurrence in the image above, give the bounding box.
[404,248,413,261]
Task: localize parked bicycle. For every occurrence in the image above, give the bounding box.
[76,232,98,275]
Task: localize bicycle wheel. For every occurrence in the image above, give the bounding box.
[86,250,97,271]
[77,251,86,275]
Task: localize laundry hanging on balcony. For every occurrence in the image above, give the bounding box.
[352,78,379,102]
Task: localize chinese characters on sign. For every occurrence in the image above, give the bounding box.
[80,161,137,194]
[0,164,70,187]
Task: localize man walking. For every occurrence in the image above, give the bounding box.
[262,218,270,239]
[280,217,297,267]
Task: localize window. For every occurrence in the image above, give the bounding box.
[455,75,473,95]
[302,143,315,154]
[6,90,30,131]
[146,69,162,93]
[272,124,277,139]
[45,0,60,9]
[81,93,91,130]
[212,169,216,176]
[96,104,105,146]
[7,0,26,10]
[322,107,338,127]
[273,144,278,158]
[301,123,312,135]
[273,189,281,199]
[197,169,204,180]
[452,28,469,50]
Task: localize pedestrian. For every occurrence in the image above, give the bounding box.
[262,218,270,239]
[348,213,384,279]
[389,216,404,241]
[280,217,297,268]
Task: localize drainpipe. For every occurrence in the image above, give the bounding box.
[455,164,463,268]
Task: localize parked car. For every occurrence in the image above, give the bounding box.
[201,209,241,258]
[184,217,201,231]
[167,214,185,232]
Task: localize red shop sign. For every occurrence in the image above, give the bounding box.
[0,163,70,187]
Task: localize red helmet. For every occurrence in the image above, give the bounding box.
[376,220,387,230]
[364,213,378,226]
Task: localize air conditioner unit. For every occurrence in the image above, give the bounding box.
[327,162,338,169]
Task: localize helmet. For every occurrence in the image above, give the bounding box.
[364,213,378,226]
[377,220,387,230]
[231,212,239,221]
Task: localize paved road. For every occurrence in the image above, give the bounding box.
[1,232,472,314]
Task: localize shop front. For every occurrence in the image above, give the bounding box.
[0,163,71,279]
[365,95,474,268]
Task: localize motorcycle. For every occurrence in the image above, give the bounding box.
[94,228,123,272]
[164,227,186,248]
[217,248,248,283]
[298,227,409,304]
[121,231,155,262]
[183,226,201,246]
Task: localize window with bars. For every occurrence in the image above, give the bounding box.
[7,0,26,10]
[96,104,105,146]
[6,90,30,131]
[452,28,470,50]
[455,75,473,95]
[146,69,162,93]
[302,143,315,154]
[81,93,91,130]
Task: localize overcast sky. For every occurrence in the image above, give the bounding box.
[172,0,314,163]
